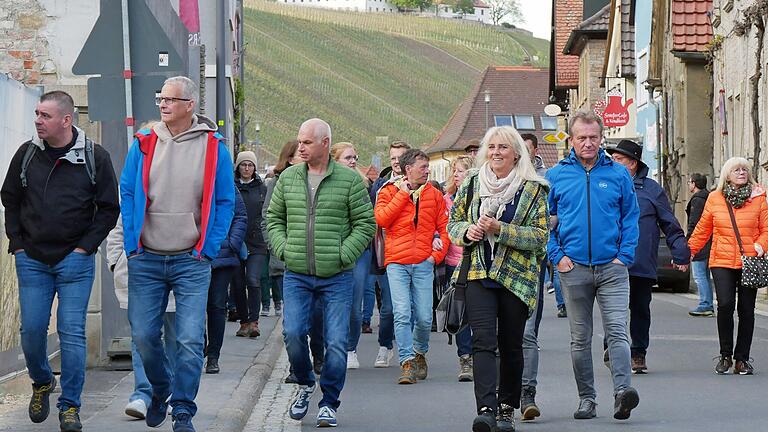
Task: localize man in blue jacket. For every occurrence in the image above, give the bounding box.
[546,110,640,422]
[606,140,690,374]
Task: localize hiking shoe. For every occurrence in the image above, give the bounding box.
[689,307,715,317]
[520,385,540,421]
[249,321,261,338]
[125,398,147,419]
[205,358,220,374]
[374,346,393,368]
[145,395,169,427]
[29,376,56,423]
[613,387,640,420]
[603,348,611,369]
[715,355,733,375]
[573,398,597,419]
[472,406,497,432]
[227,309,239,322]
[289,384,315,420]
[734,359,755,375]
[458,354,473,382]
[347,351,360,369]
[631,353,647,374]
[172,413,195,432]
[398,360,417,384]
[497,403,515,432]
[313,358,324,376]
[316,406,337,428]
[361,322,373,334]
[260,306,270,317]
[414,353,428,380]
[59,407,82,432]
[235,323,250,337]
[557,305,567,318]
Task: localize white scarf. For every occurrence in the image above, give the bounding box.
[478,161,523,256]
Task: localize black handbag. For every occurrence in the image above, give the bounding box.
[725,201,768,289]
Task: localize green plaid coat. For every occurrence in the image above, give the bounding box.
[447,171,549,315]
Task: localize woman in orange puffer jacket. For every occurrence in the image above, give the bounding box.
[689,157,768,376]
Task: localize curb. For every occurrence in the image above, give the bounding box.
[205,317,284,432]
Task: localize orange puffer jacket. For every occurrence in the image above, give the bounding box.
[688,186,768,269]
[374,181,449,266]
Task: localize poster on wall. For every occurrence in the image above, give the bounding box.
[645,123,657,152]
[601,89,633,128]
[180,0,201,46]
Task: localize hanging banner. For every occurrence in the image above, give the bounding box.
[601,89,633,128]
[179,0,201,46]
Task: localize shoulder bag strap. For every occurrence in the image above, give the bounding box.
[725,201,746,255]
[456,176,476,287]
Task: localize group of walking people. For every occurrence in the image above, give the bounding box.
[5,75,768,432]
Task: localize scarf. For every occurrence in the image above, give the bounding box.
[723,183,752,209]
[392,175,426,201]
[478,162,523,256]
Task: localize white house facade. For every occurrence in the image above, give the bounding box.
[281,0,398,13]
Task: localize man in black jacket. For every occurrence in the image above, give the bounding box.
[686,173,714,316]
[1,91,119,432]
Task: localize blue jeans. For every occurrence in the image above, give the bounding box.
[691,259,714,310]
[130,312,177,404]
[348,249,371,352]
[559,262,632,400]
[387,260,434,364]
[548,264,565,308]
[522,261,546,387]
[362,264,377,324]
[128,252,211,417]
[283,270,353,410]
[375,273,395,349]
[16,251,95,410]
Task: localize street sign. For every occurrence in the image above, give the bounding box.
[544,104,562,116]
[543,131,569,143]
[86,75,168,122]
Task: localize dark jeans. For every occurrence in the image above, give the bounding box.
[261,257,281,308]
[466,280,528,412]
[232,254,267,323]
[712,267,757,361]
[206,266,237,360]
[629,276,654,356]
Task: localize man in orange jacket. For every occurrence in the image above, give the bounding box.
[374,149,449,385]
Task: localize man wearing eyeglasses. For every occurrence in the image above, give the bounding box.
[120,76,235,432]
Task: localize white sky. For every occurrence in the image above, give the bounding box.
[518,0,552,40]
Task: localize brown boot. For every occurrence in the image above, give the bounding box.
[249,321,261,338]
[414,353,428,380]
[236,323,250,337]
[398,360,417,384]
[631,353,647,374]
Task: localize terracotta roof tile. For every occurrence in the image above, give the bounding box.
[620,0,635,76]
[563,4,610,56]
[554,0,583,88]
[671,0,713,52]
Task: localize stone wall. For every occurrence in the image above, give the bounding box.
[0,0,55,85]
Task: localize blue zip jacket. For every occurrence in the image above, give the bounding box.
[629,164,690,279]
[213,188,248,269]
[120,128,235,260]
[546,148,639,267]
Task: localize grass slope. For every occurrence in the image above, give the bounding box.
[243,0,549,163]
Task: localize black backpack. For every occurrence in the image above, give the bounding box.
[20,139,96,187]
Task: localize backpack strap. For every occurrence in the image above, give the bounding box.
[84,138,96,186]
[20,143,38,188]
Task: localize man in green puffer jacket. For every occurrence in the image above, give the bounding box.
[266,118,374,428]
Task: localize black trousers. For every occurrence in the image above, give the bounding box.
[466,280,528,413]
[629,276,655,356]
[711,267,757,361]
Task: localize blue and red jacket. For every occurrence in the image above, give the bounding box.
[119,128,235,260]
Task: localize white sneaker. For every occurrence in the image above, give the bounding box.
[124,399,147,419]
[374,346,393,368]
[347,351,360,369]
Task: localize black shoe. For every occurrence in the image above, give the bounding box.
[734,359,754,375]
[573,398,597,419]
[172,412,196,432]
[715,355,733,375]
[145,395,169,428]
[603,348,611,369]
[205,358,220,374]
[59,407,82,432]
[29,376,57,423]
[313,359,324,376]
[520,385,540,421]
[227,309,239,322]
[472,407,497,432]
[497,403,516,432]
[284,372,299,384]
[614,387,639,420]
[557,305,567,318]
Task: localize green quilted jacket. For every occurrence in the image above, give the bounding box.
[447,171,549,315]
[266,159,375,278]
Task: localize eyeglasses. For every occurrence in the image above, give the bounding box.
[343,155,359,161]
[732,167,749,174]
[155,96,191,105]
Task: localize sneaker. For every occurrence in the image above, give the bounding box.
[472,406,497,432]
[172,413,195,432]
[260,306,271,317]
[249,321,261,338]
[313,358,324,376]
[285,372,299,384]
[573,398,597,419]
[347,351,360,369]
[414,352,428,380]
[603,348,611,370]
[274,302,283,315]
[734,359,755,375]
[715,355,733,374]
[125,399,147,419]
[545,281,554,294]
[227,309,239,322]
[59,407,82,432]
[557,305,567,318]
[631,353,647,374]
[374,346,393,368]
[361,322,373,334]
[398,360,417,384]
[29,376,56,423]
[205,358,220,374]
[458,354,473,382]
[289,384,315,420]
[613,386,639,420]
[146,395,169,427]
[520,385,540,421]
[316,405,337,428]
[235,323,250,337]
[689,307,715,317]
[497,403,515,432]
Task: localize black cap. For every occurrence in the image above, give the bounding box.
[607,139,643,162]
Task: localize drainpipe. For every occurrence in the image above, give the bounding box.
[648,84,663,187]
[237,0,245,149]
[216,0,227,138]
[441,151,452,183]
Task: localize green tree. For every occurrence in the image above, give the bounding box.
[487,0,523,26]
[391,0,433,11]
[453,0,475,15]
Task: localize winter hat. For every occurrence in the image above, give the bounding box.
[235,151,257,168]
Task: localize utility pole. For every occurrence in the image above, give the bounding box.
[216,0,227,137]
[484,89,490,131]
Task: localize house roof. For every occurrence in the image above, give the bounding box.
[671,0,712,52]
[553,0,584,88]
[425,66,560,167]
[620,0,635,76]
[563,3,610,55]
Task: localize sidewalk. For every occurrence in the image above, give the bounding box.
[0,315,284,432]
